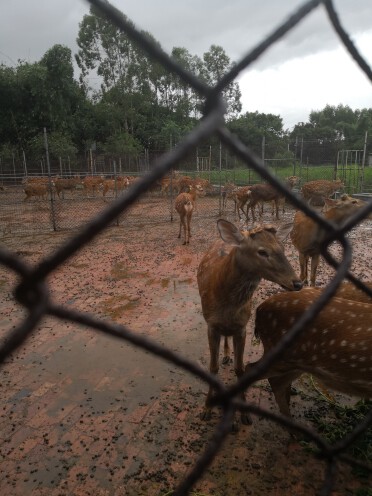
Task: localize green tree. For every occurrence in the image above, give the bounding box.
[291,104,372,164]
[228,111,286,157]
[201,45,242,120]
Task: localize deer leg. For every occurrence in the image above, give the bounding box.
[237,201,244,220]
[187,212,193,241]
[182,217,189,245]
[250,201,256,222]
[233,330,252,428]
[299,253,309,285]
[310,253,320,287]
[274,199,280,219]
[268,373,300,418]
[222,336,231,364]
[177,216,183,239]
[201,327,221,421]
[268,372,303,438]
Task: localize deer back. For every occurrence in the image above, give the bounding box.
[254,288,372,398]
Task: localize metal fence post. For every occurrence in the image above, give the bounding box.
[44,127,57,231]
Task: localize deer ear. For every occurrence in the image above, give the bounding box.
[217,219,245,246]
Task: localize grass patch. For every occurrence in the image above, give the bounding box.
[302,399,372,479]
[194,165,372,192]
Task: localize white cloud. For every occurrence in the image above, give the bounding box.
[238,31,372,129]
[0,0,370,130]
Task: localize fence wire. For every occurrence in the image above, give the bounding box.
[1,0,372,494]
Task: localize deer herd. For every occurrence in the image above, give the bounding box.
[19,171,372,432]
[195,176,372,432]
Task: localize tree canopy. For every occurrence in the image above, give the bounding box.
[0,6,370,167]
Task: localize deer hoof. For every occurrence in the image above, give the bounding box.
[222,356,232,365]
[241,412,253,425]
[231,419,240,433]
[200,409,212,421]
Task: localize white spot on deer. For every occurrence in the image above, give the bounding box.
[340,340,347,347]
[331,354,337,359]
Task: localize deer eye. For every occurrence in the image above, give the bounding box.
[258,248,269,258]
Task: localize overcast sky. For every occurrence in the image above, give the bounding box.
[0,0,371,130]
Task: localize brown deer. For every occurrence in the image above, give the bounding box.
[301,179,344,206]
[23,182,50,201]
[221,181,237,211]
[102,176,130,197]
[175,184,204,244]
[290,194,370,286]
[197,219,302,428]
[234,186,252,220]
[247,287,372,419]
[246,176,299,222]
[82,175,105,196]
[54,176,82,199]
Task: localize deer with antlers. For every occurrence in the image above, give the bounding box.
[197,219,302,428]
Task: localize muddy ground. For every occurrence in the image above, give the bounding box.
[0,198,372,496]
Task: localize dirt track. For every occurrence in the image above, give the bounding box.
[0,201,372,495]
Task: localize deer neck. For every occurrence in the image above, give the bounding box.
[188,189,197,201]
[221,248,261,303]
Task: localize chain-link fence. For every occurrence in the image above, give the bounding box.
[0,152,371,235]
[1,0,372,494]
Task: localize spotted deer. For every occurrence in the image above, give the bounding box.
[329,280,372,303]
[234,186,252,220]
[247,286,372,419]
[197,219,302,428]
[301,179,344,206]
[175,184,204,244]
[290,194,370,286]
[102,176,130,197]
[221,182,237,212]
[82,175,105,196]
[54,176,82,198]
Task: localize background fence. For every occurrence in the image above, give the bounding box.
[1,142,371,236]
[1,0,372,495]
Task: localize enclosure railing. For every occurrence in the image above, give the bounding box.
[1,1,372,495]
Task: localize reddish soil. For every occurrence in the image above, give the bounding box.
[0,199,372,496]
